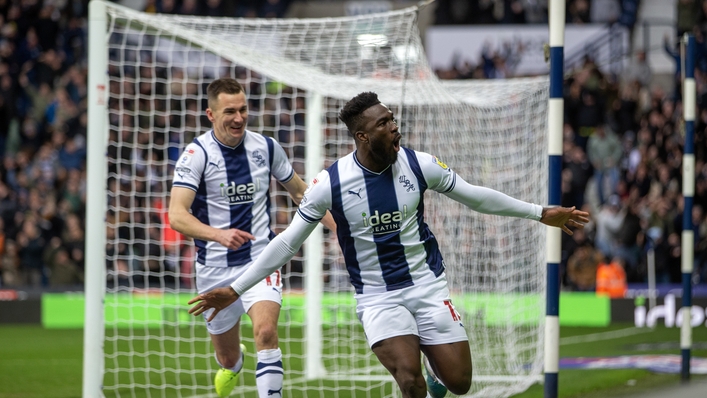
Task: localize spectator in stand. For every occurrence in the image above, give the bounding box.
[587,125,623,205]
[260,0,291,18]
[237,1,259,18]
[16,27,42,67]
[648,164,679,205]
[17,214,46,287]
[561,225,589,286]
[143,0,158,14]
[567,0,591,24]
[590,0,620,23]
[45,237,82,286]
[1,239,20,287]
[594,195,626,259]
[611,84,641,141]
[564,143,593,209]
[202,0,232,17]
[621,50,652,89]
[677,0,702,38]
[180,0,199,15]
[664,35,683,100]
[19,68,52,132]
[61,212,85,265]
[574,88,605,151]
[61,17,86,66]
[648,197,677,240]
[595,256,628,298]
[501,0,527,24]
[665,232,684,283]
[566,243,602,291]
[58,134,86,172]
[614,196,643,273]
[523,0,548,24]
[158,0,178,14]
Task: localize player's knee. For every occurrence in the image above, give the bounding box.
[397,372,427,398]
[445,374,472,395]
[253,324,278,348]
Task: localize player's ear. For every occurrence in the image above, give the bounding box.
[354,130,368,144]
[205,108,215,123]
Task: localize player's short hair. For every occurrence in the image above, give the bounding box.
[339,92,381,136]
[207,78,244,109]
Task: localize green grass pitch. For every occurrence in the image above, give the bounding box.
[0,323,705,398]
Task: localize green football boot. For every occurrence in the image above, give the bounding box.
[424,355,448,398]
[214,344,246,397]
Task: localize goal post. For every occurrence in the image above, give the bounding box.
[83,1,108,397]
[84,1,549,396]
[304,91,325,380]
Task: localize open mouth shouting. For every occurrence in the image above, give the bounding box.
[393,134,401,152]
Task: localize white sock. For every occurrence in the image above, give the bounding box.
[214,350,244,373]
[426,394,433,398]
[255,348,283,398]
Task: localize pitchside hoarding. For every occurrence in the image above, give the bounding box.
[5,290,705,328]
[612,295,707,328]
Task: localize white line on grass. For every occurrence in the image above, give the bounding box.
[559,327,651,345]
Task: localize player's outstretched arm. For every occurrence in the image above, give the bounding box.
[169,186,254,250]
[188,213,318,319]
[282,173,337,233]
[539,206,590,235]
[443,175,589,235]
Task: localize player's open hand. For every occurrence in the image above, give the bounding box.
[539,206,590,235]
[218,229,255,250]
[188,287,240,322]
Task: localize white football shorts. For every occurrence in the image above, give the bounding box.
[355,274,468,347]
[196,264,282,335]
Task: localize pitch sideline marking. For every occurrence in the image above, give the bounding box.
[560,327,651,346]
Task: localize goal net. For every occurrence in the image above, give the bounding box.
[85,1,548,397]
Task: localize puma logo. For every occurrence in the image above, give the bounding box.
[348,188,362,199]
[267,387,282,396]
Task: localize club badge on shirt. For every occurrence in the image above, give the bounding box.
[180,148,195,166]
[433,156,449,170]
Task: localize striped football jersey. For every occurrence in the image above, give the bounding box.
[172,130,294,267]
[297,147,456,294]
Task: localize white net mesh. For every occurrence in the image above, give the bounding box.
[98,2,548,397]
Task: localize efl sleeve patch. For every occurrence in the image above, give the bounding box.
[433,156,449,170]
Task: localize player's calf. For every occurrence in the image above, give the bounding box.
[214,344,246,398]
[424,355,448,398]
[256,347,284,397]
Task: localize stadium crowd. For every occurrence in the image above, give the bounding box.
[434,0,707,291]
[1,0,706,296]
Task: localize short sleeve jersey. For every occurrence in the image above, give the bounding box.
[297,147,456,294]
[172,130,294,268]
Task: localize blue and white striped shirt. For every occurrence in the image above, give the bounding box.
[172,129,294,268]
[297,147,455,294]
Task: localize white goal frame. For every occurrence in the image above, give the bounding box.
[83,1,550,396]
